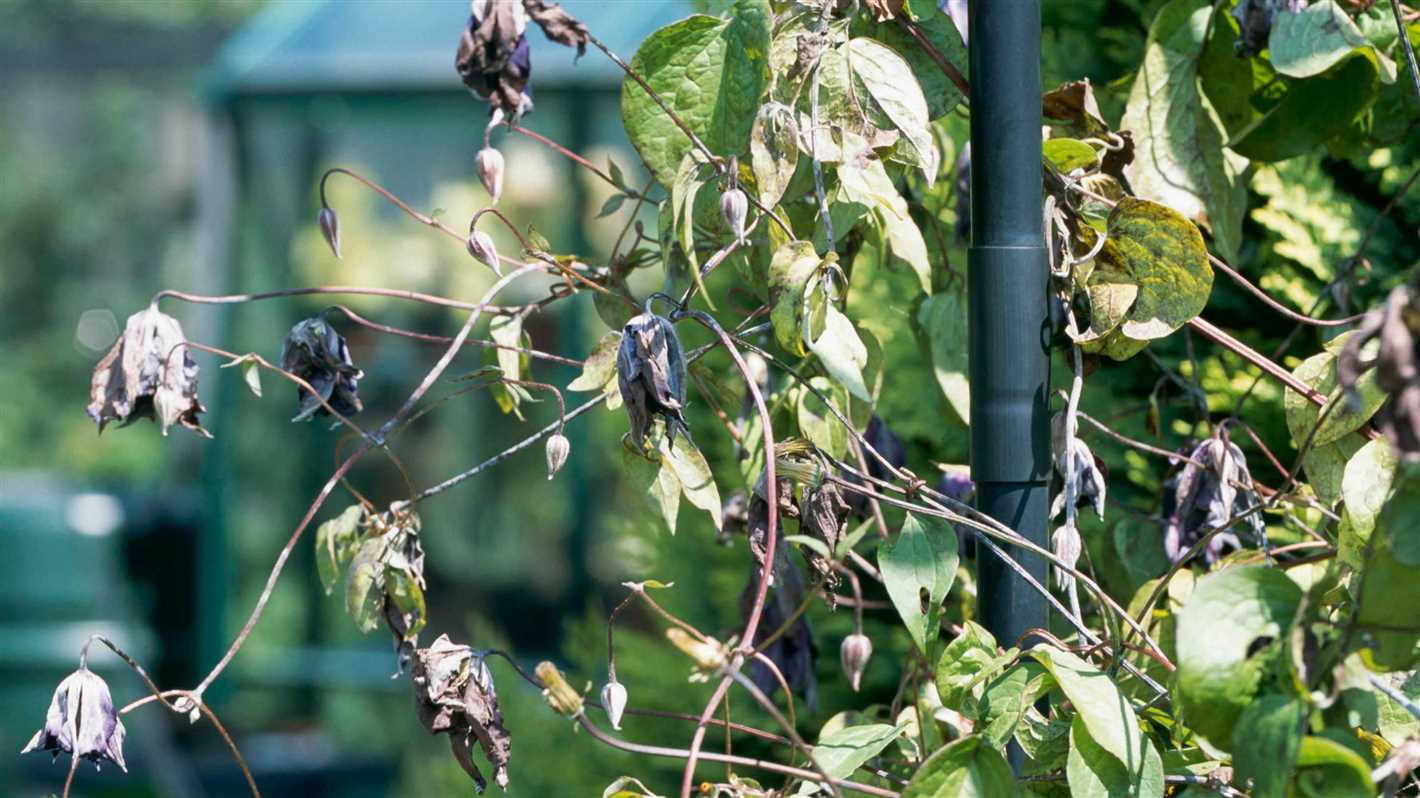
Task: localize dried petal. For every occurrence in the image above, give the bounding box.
[720,187,748,244]
[545,433,570,479]
[412,635,510,792]
[476,147,505,204]
[616,312,688,449]
[840,634,873,692]
[1163,435,1264,563]
[466,230,502,275]
[318,206,341,259]
[666,628,727,675]
[799,481,847,594]
[600,681,627,730]
[22,667,128,772]
[281,317,363,423]
[87,306,209,437]
[522,0,588,55]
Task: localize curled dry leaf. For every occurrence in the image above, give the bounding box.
[799,479,847,597]
[412,635,511,793]
[1339,279,1420,460]
[87,305,209,438]
[616,312,689,450]
[522,0,589,54]
[281,317,364,423]
[22,667,128,773]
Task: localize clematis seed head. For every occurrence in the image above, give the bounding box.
[466,230,502,275]
[840,633,873,692]
[318,206,341,259]
[476,147,505,204]
[545,433,570,480]
[600,680,627,730]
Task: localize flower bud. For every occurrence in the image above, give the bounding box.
[545,433,570,480]
[601,680,627,730]
[666,628,727,673]
[720,187,748,243]
[477,147,505,204]
[840,633,873,692]
[536,661,584,718]
[318,206,341,259]
[465,230,502,275]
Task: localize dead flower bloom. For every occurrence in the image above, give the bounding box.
[22,667,128,773]
[1049,413,1106,522]
[281,317,364,423]
[617,311,689,449]
[87,305,209,437]
[412,635,511,793]
[1163,434,1266,563]
[1339,276,1420,460]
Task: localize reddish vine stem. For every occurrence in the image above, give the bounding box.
[1208,254,1366,327]
[329,304,582,366]
[156,285,521,315]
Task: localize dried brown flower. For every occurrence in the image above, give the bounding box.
[87,305,209,437]
[412,635,510,793]
[616,312,688,449]
[1163,434,1265,563]
[280,317,363,423]
[1339,279,1420,460]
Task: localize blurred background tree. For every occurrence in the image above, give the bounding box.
[2,0,1415,796]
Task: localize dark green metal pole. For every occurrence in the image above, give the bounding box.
[967,4,1051,662]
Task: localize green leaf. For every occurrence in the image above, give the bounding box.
[602,776,664,798]
[902,736,1017,798]
[1301,433,1366,506]
[1228,52,1382,162]
[597,193,627,218]
[384,562,426,641]
[844,37,939,182]
[345,537,386,634]
[768,241,821,355]
[624,446,680,535]
[916,293,970,423]
[221,353,264,397]
[808,723,905,786]
[1292,734,1375,798]
[568,331,623,393]
[836,155,932,295]
[978,662,1052,748]
[1043,138,1100,173]
[1032,646,1155,785]
[1381,462,1420,566]
[855,0,967,119]
[620,0,771,184]
[796,376,850,459]
[806,304,872,402]
[1174,567,1302,747]
[315,504,364,595]
[1065,714,1165,798]
[936,622,1012,716]
[879,513,958,652]
[1283,348,1387,447]
[659,434,722,532]
[487,315,530,418]
[1121,0,1247,262]
[1270,0,1397,83]
[750,105,799,207]
[1342,437,1397,539]
[1230,695,1305,798]
[1099,198,1211,341]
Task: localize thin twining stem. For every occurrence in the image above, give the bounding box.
[156,285,524,316]
[187,265,540,699]
[330,304,582,367]
[1209,253,1365,328]
[725,668,845,798]
[81,636,260,798]
[576,714,900,798]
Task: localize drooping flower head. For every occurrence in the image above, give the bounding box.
[87,305,209,437]
[280,317,364,423]
[412,635,510,793]
[616,311,688,449]
[22,667,128,773]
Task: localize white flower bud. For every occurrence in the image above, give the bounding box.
[720,187,748,243]
[601,680,627,730]
[477,147,505,204]
[840,633,873,692]
[318,206,341,259]
[545,433,570,480]
[465,230,501,275]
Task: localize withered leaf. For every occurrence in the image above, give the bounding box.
[522,0,588,55]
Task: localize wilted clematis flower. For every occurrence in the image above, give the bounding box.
[616,311,689,449]
[798,480,847,596]
[1049,413,1107,522]
[1163,434,1266,563]
[741,540,818,709]
[840,633,873,692]
[412,635,511,793]
[88,305,209,437]
[476,147,505,204]
[1339,277,1420,461]
[280,317,363,423]
[456,1,588,120]
[22,667,128,772]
